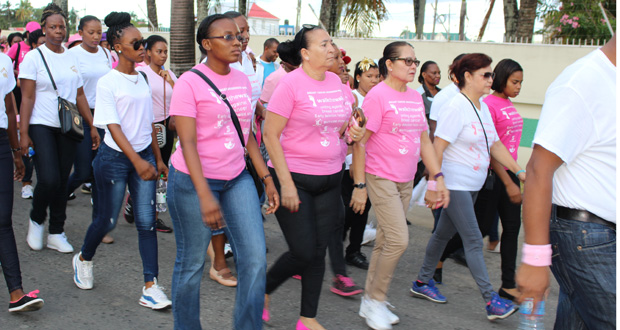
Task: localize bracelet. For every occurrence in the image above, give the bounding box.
[11,147,21,152]
[521,243,552,267]
[515,169,526,176]
[260,174,272,183]
[433,172,444,180]
[427,180,437,191]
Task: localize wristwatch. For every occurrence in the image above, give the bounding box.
[353,183,366,189]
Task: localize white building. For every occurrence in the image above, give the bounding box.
[248,3,280,36]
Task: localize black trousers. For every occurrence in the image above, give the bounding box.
[265,167,343,318]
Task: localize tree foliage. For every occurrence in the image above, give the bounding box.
[339,0,389,37]
[539,0,616,42]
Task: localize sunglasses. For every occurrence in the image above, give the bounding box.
[206,34,245,42]
[123,38,147,51]
[391,57,420,67]
[298,24,319,47]
[480,72,495,80]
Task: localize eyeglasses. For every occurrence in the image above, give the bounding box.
[391,57,420,67]
[123,39,146,51]
[298,24,319,47]
[205,34,244,42]
[480,72,495,80]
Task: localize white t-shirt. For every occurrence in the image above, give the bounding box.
[533,49,616,222]
[429,82,459,121]
[94,70,153,152]
[69,45,112,109]
[231,51,261,116]
[19,44,84,128]
[0,53,15,129]
[136,65,177,123]
[435,93,499,191]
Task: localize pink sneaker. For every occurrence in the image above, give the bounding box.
[330,274,363,297]
[292,275,302,280]
[296,319,310,330]
[262,308,270,322]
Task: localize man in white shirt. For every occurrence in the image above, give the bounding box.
[517,35,616,330]
[256,38,280,88]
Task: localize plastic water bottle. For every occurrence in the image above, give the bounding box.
[28,147,35,157]
[156,175,167,213]
[518,298,545,330]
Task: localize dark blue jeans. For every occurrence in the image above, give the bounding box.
[168,166,266,330]
[67,124,102,194]
[0,129,22,293]
[28,124,77,234]
[550,206,616,330]
[81,143,158,283]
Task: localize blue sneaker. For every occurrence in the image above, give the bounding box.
[486,292,518,320]
[410,280,447,303]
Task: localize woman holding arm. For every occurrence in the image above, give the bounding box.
[19,3,99,253]
[262,25,364,330]
[410,53,524,321]
[349,42,448,330]
[71,12,171,310]
[166,14,279,330]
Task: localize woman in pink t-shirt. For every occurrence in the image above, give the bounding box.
[262,26,364,330]
[349,41,448,329]
[474,59,524,301]
[166,14,279,330]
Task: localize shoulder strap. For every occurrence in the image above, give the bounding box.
[189,68,246,148]
[37,48,59,96]
[461,92,490,156]
[138,70,148,85]
[100,46,109,60]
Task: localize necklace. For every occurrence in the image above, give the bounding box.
[118,71,139,84]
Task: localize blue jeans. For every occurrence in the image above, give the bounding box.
[0,129,22,293]
[81,143,158,283]
[67,125,105,194]
[550,206,616,330]
[168,166,266,330]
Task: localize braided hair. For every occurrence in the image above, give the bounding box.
[40,3,66,27]
[104,12,133,49]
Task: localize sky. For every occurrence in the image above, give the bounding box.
[23,0,542,42]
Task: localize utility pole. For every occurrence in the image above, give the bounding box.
[296,0,302,31]
[431,0,438,40]
[458,0,466,41]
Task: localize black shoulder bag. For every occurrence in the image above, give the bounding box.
[461,92,494,190]
[37,48,84,142]
[190,68,264,197]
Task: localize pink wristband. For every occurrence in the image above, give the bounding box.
[521,243,552,267]
[427,180,437,191]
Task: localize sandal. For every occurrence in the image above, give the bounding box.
[209,266,237,287]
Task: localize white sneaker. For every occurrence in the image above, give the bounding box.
[139,278,172,310]
[360,295,400,325]
[359,295,393,330]
[73,252,94,289]
[26,219,44,251]
[47,232,74,253]
[21,185,33,199]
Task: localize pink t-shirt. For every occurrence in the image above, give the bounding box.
[169,64,253,180]
[137,65,177,122]
[7,41,30,74]
[483,94,523,161]
[363,82,428,182]
[267,68,349,175]
[260,66,287,104]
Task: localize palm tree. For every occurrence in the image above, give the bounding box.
[238,0,247,16]
[147,0,158,30]
[170,0,195,75]
[15,0,33,23]
[516,0,537,42]
[52,0,67,17]
[413,0,426,39]
[339,0,388,37]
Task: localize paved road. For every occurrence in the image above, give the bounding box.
[2,180,559,329]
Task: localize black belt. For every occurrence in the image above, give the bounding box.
[555,205,615,231]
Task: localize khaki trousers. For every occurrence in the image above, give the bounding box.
[364,173,413,301]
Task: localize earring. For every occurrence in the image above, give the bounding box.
[356,79,359,82]
[118,50,122,54]
[389,68,392,71]
[305,57,309,60]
